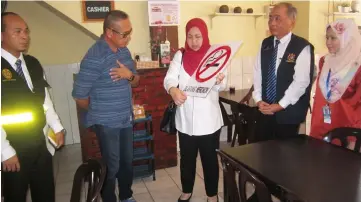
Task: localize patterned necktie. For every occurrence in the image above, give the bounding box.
[265,40,280,103]
[15,59,26,81]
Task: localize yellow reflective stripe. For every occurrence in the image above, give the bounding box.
[1,113,33,125]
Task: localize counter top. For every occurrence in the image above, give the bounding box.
[136,67,169,71]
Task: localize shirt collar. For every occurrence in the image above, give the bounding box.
[98,36,120,54]
[274,32,292,45]
[1,48,25,69]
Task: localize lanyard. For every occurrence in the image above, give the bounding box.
[326,69,331,101]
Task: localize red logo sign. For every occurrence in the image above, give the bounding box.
[195,46,231,83]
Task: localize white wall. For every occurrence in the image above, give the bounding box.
[7,1,95,65]
[43,64,81,145]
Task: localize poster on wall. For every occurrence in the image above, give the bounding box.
[148,0,180,26]
[82,0,114,22]
[183,41,243,98]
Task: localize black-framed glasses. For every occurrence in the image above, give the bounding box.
[108,27,132,39]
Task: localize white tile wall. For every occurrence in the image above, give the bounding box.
[226,58,243,90]
[224,56,256,91]
[242,74,254,90]
[242,56,256,74]
[43,63,81,145]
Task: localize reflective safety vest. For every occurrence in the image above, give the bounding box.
[1,106,47,126]
[1,112,33,125]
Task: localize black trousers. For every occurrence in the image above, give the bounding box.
[2,143,55,202]
[178,129,220,197]
[250,112,300,143]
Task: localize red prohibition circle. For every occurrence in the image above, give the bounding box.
[195,46,231,83]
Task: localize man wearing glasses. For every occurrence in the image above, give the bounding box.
[72,10,139,202]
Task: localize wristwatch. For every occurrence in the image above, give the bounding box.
[128,75,135,81]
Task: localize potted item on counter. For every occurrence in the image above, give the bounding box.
[341,2,351,12]
[159,40,171,68]
[337,3,343,12]
[150,21,163,61]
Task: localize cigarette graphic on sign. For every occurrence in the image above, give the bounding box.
[195,46,231,83]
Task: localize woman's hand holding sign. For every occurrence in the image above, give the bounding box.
[169,87,187,106]
[215,73,225,85]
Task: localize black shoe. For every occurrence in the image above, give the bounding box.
[178,193,192,202]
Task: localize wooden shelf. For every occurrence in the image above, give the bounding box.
[209,12,266,28]
[333,12,361,16]
[210,12,266,18]
[326,12,361,22]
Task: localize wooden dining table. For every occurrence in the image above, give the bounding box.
[220,135,361,202]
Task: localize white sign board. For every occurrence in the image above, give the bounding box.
[148,1,180,26]
[183,41,243,98]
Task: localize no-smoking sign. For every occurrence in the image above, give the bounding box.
[195,46,231,83]
[184,41,243,98]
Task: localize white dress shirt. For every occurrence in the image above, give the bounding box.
[164,50,227,136]
[1,48,64,161]
[252,32,311,109]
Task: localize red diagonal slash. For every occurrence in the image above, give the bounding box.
[195,46,231,83]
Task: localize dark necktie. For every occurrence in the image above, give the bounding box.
[265,40,280,103]
[15,59,26,81]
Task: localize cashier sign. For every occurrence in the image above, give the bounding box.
[184,41,243,97]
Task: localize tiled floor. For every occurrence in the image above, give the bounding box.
[19,141,280,202]
[50,142,230,202]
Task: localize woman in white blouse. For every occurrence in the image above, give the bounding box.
[164,18,226,202]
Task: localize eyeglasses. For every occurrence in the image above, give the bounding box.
[108,27,132,39]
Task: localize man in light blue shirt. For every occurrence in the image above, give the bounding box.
[72,10,139,202]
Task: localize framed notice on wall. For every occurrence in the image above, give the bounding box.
[82,0,114,22]
[148,1,180,26]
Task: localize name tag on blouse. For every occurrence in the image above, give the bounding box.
[323,105,331,124]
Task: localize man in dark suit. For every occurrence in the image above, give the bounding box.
[251,2,314,142]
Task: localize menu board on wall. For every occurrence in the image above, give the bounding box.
[82,0,114,22]
[148,1,180,26]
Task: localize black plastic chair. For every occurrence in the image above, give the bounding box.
[219,100,236,143]
[220,101,258,147]
[323,127,361,152]
[70,159,106,202]
[218,151,272,202]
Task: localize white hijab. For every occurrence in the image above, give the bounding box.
[319,19,361,103]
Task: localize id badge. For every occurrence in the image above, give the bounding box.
[322,105,331,124]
